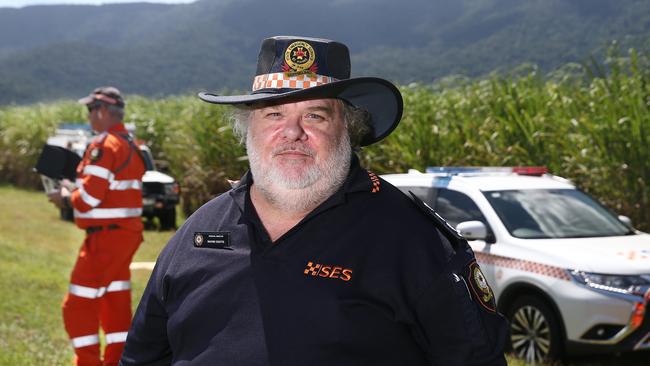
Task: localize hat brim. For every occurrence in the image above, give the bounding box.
[198,77,403,146]
[77,96,95,105]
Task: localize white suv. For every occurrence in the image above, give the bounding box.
[382,167,650,363]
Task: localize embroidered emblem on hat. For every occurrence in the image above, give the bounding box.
[467,261,497,312]
[89,147,102,162]
[284,41,316,74]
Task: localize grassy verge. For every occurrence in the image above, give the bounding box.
[0,186,647,365]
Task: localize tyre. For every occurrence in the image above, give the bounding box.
[158,207,177,230]
[507,295,563,363]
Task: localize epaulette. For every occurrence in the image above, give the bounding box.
[408,191,464,246]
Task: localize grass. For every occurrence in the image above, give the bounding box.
[1,186,649,365]
[0,185,171,365]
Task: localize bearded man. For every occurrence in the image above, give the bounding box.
[120,36,508,366]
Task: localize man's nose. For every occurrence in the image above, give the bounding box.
[281,114,307,141]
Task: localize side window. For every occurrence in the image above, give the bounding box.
[395,186,436,207]
[434,189,486,228]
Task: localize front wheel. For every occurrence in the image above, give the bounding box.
[507,295,563,363]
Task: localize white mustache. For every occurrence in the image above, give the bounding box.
[272,143,315,157]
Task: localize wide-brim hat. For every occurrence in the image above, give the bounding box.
[198,36,403,146]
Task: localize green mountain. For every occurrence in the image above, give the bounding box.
[0,0,649,105]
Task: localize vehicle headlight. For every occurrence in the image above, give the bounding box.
[164,182,180,195]
[570,270,650,296]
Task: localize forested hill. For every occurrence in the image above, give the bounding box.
[1,0,649,105]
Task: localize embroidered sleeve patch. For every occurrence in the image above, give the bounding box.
[89,147,103,162]
[464,260,497,312]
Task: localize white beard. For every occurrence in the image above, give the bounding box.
[247,132,351,214]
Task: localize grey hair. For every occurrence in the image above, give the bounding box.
[106,103,125,120]
[229,100,372,147]
[341,101,372,147]
[230,106,254,145]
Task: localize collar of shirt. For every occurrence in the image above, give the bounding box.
[107,123,128,134]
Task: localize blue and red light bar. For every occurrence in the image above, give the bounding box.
[424,166,548,176]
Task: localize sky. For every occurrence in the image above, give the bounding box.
[0,0,195,7]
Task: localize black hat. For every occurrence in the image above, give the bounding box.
[78,86,125,107]
[198,36,403,146]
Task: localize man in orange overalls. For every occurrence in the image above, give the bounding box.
[49,86,145,366]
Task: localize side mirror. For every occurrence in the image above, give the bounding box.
[618,215,633,228]
[456,220,487,241]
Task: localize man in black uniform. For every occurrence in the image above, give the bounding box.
[120,36,508,366]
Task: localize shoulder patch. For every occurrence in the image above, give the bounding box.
[463,260,497,313]
[89,147,103,162]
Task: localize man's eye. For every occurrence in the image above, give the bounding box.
[305,113,324,120]
[266,112,282,118]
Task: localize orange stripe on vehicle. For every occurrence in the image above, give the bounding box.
[475,252,571,281]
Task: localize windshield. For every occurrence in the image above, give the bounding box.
[139,148,156,171]
[483,189,631,239]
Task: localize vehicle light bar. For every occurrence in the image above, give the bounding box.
[512,166,548,176]
[424,166,548,176]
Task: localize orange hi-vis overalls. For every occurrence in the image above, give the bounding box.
[64,123,145,366]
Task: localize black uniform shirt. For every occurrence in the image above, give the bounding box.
[120,156,508,366]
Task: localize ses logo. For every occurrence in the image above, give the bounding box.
[304,261,353,282]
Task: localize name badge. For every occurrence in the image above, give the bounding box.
[193,232,231,250]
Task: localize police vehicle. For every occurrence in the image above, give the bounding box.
[46,123,180,230]
[382,167,650,363]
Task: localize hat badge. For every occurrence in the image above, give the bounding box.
[284,41,317,74]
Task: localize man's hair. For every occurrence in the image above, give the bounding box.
[230,100,372,147]
[105,103,125,120]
